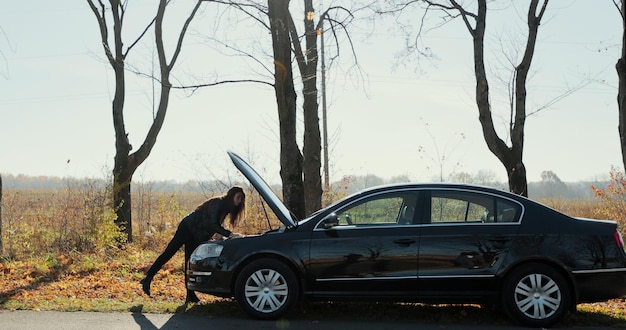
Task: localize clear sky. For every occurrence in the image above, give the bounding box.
[0,1,622,186]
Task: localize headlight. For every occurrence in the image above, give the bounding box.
[190,243,223,263]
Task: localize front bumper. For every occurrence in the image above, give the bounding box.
[187,258,234,298]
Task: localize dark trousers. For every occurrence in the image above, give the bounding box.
[145,221,200,298]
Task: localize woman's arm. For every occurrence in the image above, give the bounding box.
[207,202,232,237]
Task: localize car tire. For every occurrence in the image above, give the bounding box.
[234,258,299,320]
[502,263,571,328]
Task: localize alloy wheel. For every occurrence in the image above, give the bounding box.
[244,268,289,313]
[513,273,562,320]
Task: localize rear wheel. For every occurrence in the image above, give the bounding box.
[502,263,571,327]
[234,258,299,320]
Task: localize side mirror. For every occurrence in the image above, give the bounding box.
[322,213,339,229]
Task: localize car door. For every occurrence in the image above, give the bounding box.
[307,191,421,298]
[416,189,522,297]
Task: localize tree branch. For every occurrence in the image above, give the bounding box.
[86,0,114,64]
[168,1,203,71]
[201,0,270,30]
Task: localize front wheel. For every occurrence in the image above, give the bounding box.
[234,258,299,320]
[502,263,572,328]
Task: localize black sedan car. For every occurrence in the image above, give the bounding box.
[187,151,626,327]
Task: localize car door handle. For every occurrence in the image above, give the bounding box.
[393,239,416,246]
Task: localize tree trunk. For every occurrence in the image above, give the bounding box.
[301,0,322,215]
[269,0,306,219]
[113,165,133,241]
[618,1,626,172]
[109,0,133,241]
[502,155,528,198]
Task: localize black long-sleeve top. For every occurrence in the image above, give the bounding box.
[181,197,232,243]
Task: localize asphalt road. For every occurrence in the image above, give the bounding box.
[0,310,620,330]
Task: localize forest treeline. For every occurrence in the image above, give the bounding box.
[1,172,608,200]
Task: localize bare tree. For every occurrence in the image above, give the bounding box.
[287,2,352,214]
[616,0,626,172]
[292,3,361,214]
[87,0,203,242]
[291,1,321,215]
[385,0,548,196]
[268,0,306,218]
[201,1,360,217]
[467,0,548,197]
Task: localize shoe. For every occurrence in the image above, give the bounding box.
[140,278,152,297]
[185,290,200,303]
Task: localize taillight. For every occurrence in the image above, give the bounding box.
[615,231,625,250]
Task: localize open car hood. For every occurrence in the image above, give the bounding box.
[228,151,296,228]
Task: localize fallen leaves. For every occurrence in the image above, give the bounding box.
[0,246,224,312]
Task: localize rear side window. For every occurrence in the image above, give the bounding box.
[495,199,521,223]
[429,190,521,224]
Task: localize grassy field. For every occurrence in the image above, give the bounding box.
[1,179,625,327]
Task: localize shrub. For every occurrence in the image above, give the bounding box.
[1,179,124,259]
[591,167,626,235]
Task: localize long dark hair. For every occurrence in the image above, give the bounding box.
[223,186,246,227]
[196,186,246,227]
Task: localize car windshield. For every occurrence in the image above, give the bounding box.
[298,189,369,225]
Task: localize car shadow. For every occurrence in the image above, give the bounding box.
[128,300,626,329]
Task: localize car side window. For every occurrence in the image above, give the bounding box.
[495,199,521,223]
[335,193,417,226]
[431,195,489,223]
[429,190,521,224]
